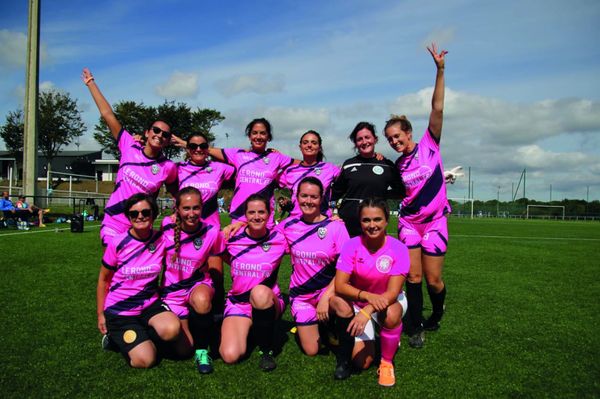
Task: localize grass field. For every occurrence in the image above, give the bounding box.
[0,217,599,398]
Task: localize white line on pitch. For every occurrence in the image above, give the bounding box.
[453,234,600,241]
[0,224,101,238]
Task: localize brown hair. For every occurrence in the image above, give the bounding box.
[384,114,412,134]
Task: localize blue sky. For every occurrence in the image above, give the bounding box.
[1,0,599,201]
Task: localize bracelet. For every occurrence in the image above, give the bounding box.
[85,76,95,85]
[359,309,371,319]
[357,290,362,301]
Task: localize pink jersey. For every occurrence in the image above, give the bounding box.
[101,229,165,316]
[161,219,225,312]
[101,129,177,244]
[395,129,451,223]
[278,162,340,218]
[225,228,288,304]
[336,236,409,304]
[279,217,349,299]
[222,148,293,228]
[177,160,234,228]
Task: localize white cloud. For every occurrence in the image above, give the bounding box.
[0,30,27,69]
[421,27,456,48]
[40,81,55,91]
[155,71,199,99]
[215,73,285,97]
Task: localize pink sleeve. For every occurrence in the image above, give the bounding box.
[211,231,226,256]
[336,240,355,274]
[333,221,350,253]
[166,161,178,184]
[390,240,410,276]
[102,241,118,271]
[222,148,240,167]
[117,129,135,153]
[222,163,235,181]
[421,128,439,149]
[276,152,293,170]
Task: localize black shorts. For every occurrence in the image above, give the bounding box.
[104,300,172,355]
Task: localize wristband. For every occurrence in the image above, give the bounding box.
[85,76,95,85]
[357,290,363,301]
[359,309,371,319]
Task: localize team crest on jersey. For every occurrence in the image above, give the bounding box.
[193,237,203,250]
[148,243,157,253]
[372,165,384,175]
[262,242,271,252]
[314,167,321,176]
[376,255,393,273]
[206,166,212,173]
[317,227,327,239]
[263,157,270,165]
[151,164,159,175]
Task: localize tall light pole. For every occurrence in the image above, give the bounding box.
[23,0,41,198]
[497,185,500,217]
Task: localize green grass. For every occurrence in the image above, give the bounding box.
[0,217,599,398]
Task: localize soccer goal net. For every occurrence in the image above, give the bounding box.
[448,197,474,219]
[526,205,565,220]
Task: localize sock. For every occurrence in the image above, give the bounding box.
[380,324,402,363]
[427,284,446,323]
[188,309,214,350]
[406,281,424,332]
[335,316,354,365]
[252,306,276,353]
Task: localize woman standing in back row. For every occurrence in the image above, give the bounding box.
[384,43,450,349]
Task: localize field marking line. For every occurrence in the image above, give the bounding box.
[0,224,101,238]
[453,234,600,242]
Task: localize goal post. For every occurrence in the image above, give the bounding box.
[526,205,565,220]
[449,197,474,219]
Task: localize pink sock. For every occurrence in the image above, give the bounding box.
[380,324,402,363]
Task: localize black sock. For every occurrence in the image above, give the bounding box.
[335,316,354,365]
[406,281,424,332]
[252,306,276,353]
[427,284,446,323]
[188,309,214,350]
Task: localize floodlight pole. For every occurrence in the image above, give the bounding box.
[23,0,41,199]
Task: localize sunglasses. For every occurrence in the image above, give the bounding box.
[127,209,152,219]
[151,126,172,139]
[187,142,209,151]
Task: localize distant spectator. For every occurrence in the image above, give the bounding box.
[16,195,50,228]
[0,191,15,212]
[277,196,293,221]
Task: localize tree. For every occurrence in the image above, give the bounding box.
[93,100,225,159]
[1,90,85,175]
[0,109,24,163]
[38,90,86,175]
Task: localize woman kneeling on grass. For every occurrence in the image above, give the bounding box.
[330,198,409,387]
[97,194,180,368]
[280,177,349,356]
[219,194,288,371]
[161,187,225,374]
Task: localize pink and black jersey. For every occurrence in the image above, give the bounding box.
[336,236,409,304]
[279,217,349,299]
[278,162,340,218]
[161,219,225,308]
[177,160,234,228]
[101,229,165,316]
[225,228,288,304]
[222,148,293,228]
[102,129,177,244]
[395,129,451,223]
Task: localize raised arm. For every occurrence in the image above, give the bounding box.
[82,68,122,140]
[426,43,447,141]
[208,147,226,163]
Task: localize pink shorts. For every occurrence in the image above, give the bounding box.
[290,289,327,326]
[224,285,286,319]
[398,216,448,256]
[162,278,214,319]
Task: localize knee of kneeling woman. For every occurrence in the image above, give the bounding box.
[129,352,156,369]
[156,320,181,341]
[189,292,212,314]
[383,304,403,329]
[249,285,274,309]
[302,342,319,357]
[219,346,241,364]
[329,296,353,317]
